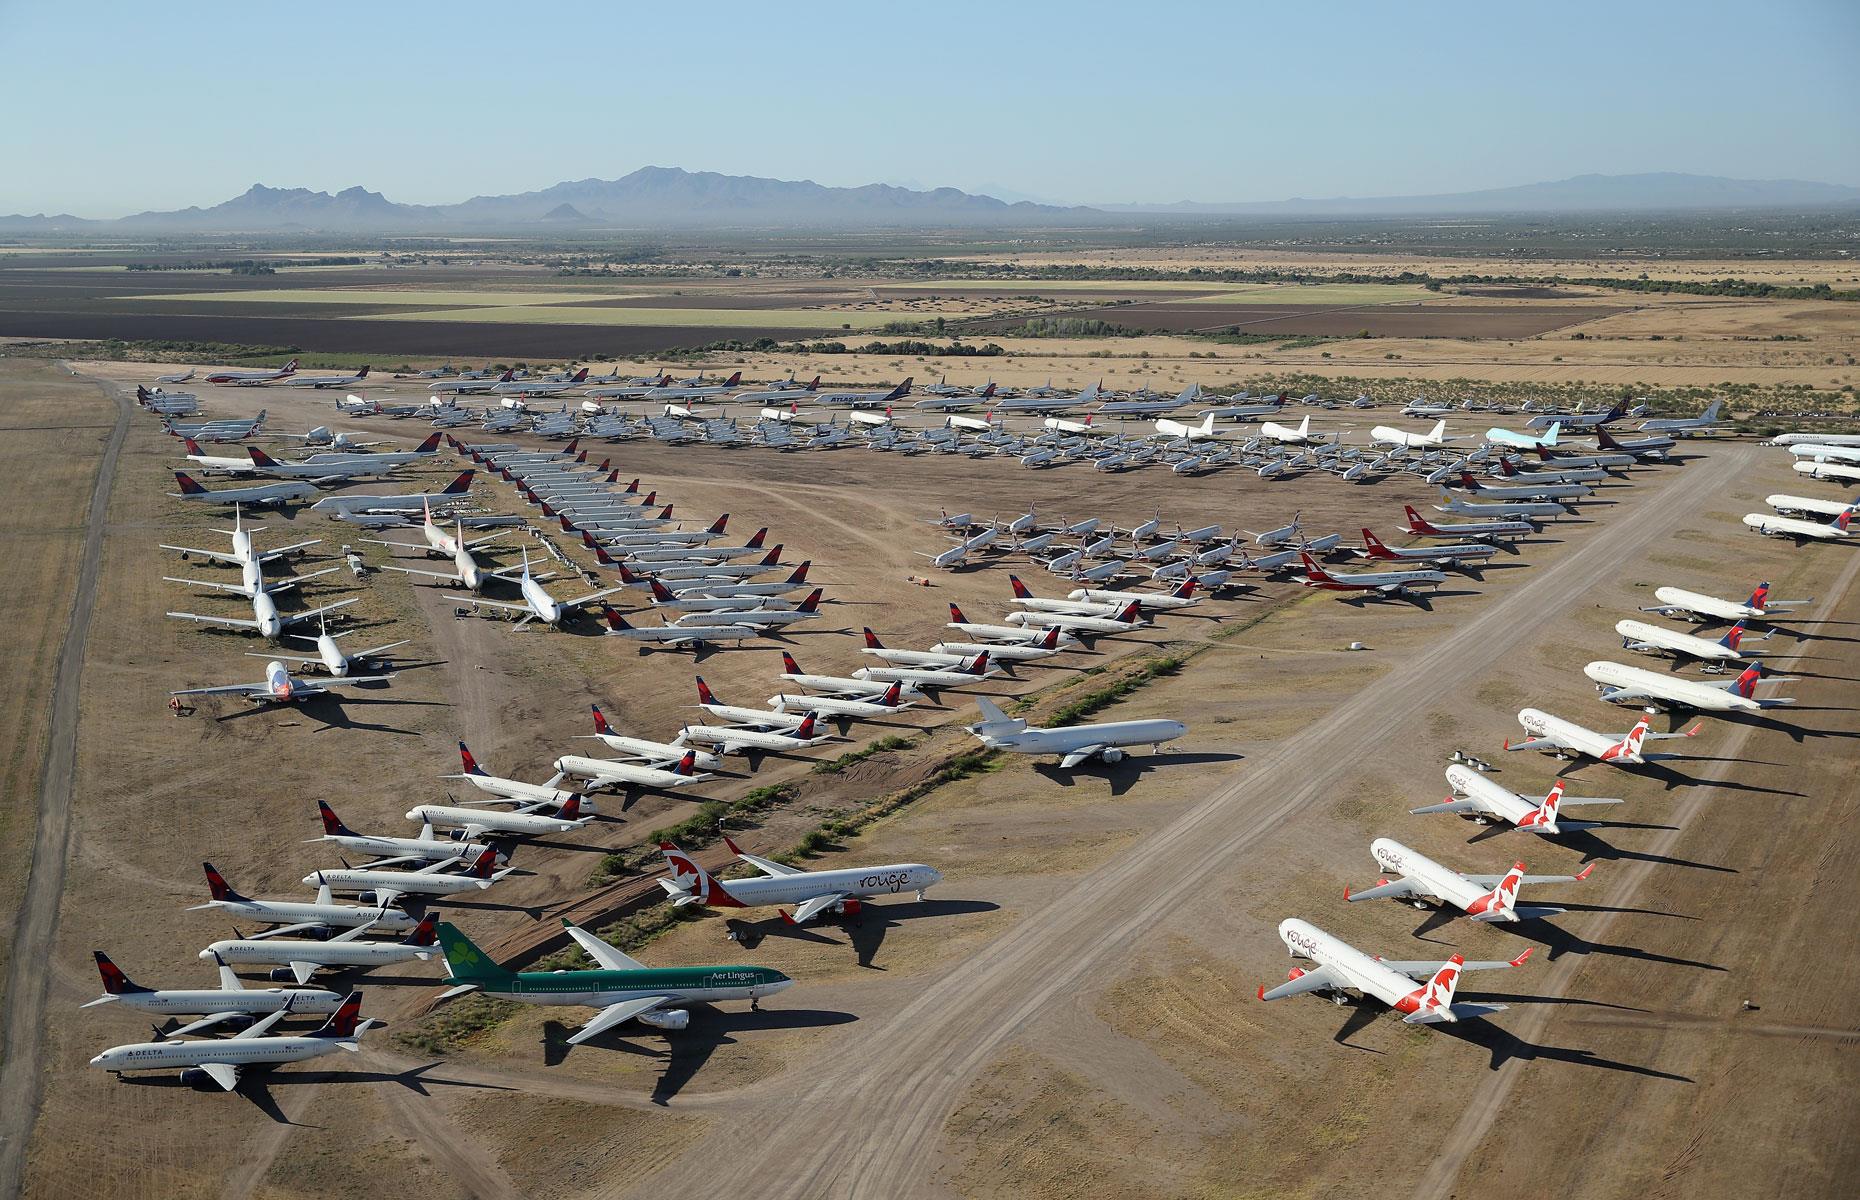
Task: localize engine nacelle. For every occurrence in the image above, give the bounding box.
[355,890,380,906]
[1287,966,1307,982]
[268,967,299,983]
[179,1068,215,1089]
[636,1008,690,1031]
[836,897,863,917]
[1099,747,1126,764]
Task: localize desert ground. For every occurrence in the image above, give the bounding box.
[1,352,1856,1200]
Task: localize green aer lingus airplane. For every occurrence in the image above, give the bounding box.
[434,921,792,1045]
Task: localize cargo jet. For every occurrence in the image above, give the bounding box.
[1258,919,1528,1025]
[90,991,373,1091]
[433,921,792,1044]
[965,697,1185,767]
[1370,418,1453,449]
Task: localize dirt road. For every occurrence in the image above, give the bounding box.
[623,448,1757,1196]
[0,370,129,1196]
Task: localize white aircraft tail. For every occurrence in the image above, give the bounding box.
[1295,414,1310,438]
[1428,419,1446,443]
[1541,421,1560,447]
[969,696,1026,734]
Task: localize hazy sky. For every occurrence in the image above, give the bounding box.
[5,0,1857,216]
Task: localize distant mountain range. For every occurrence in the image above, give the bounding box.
[3,170,1856,234]
[1100,173,1860,215]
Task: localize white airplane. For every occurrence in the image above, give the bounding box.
[169,658,390,705]
[1004,600,1147,634]
[179,436,261,476]
[1347,839,1592,922]
[164,566,356,639]
[1257,919,1528,1025]
[187,862,416,937]
[1485,422,1560,450]
[679,712,835,756]
[600,608,760,648]
[1370,418,1452,450]
[444,741,583,808]
[306,470,476,516]
[1788,442,1860,465]
[1615,618,1759,666]
[810,377,910,409]
[83,950,343,1037]
[1584,660,1795,713]
[553,747,712,792]
[569,705,724,769]
[243,447,397,482]
[165,551,339,603]
[966,697,1186,768]
[1066,578,1200,610]
[204,915,441,983]
[1455,470,1590,502]
[1435,491,1567,520]
[299,431,444,467]
[374,527,502,593]
[1411,773,1622,836]
[304,847,515,908]
[933,627,1069,663]
[945,602,1080,646]
[407,792,592,841]
[1007,574,1122,617]
[770,682,912,719]
[491,367,590,397]
[1640,581,1807,626]
[1243,513,1304,547]
[1153,412,1223,441]
[430,369,516,395]
[1506,709,1700,765]
[285,365,371,389]
[90,990,374,1091]
[460,550,620,628]
[658,836,942,924]
[169,472,317,508]
[1401,504,1533,543]
[266,616,406,676]
[203,359,298,386]
[1639,399,1725,435]
[687,678,810,729]
[924,525,1000,570]
[1766,493,1859,520]
[1297,552,1446,598]
[853,652,999,690]
[156,368,196,384]
[1743,509,1853,543]
[160,505,320,568]
[1354,529,1495,570]
[308,801,492,868]
[788,647,929,693]
[1792,459,1860,485]
[681,588,824,629]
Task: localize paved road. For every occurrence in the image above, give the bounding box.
[0,370,131,1197]
[629,446,1758,1198]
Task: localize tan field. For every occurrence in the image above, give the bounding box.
[2,351,1857,1199]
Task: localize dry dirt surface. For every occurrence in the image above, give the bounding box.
[9,364,1858,1199]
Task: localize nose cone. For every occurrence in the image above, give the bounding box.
[767,975,796,994]
[300,873,319,887]
[925,867,945,886]
[197,947,215,959]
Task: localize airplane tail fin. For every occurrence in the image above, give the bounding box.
[311,992,366,1039]
[1719,623,1746,652]
[1299,552,1334,582]
[707,513,730,535]
[434,923,516,985]
[948,602,969,624]
[649,579,677,603]
[781,651,804,676]
[1542,421,1560,447]
[1428,419,1446,442]
[795,588,822,614]
[964,650,992,676]
[403,911,443,944]
[1523,781,1566,830]
[201,861,246,903]
[862,627,885,650]
[878,682,903,707]
[1605,718,1651,762]
[1403,505,1437,534]
[601,606,630,631]
[745,527,768,549]
[172,471,208,495]
[441,470,475,495]
[92,951,152,995]
[1009,574,1034,600]
[1747,581,1771,611]
[658,841,740,907]
[1474,862,1527,920]
[695,676,718,706]
[1415,955,1464,1016]
[316,800,353,837]
[1361,528,1391,558]
[1728,664,1765,699]
[792,713,819,740]
[1172,577,1197,600]
[590,704,612,736]
[785,560,810,584]
[759,544,783,565]
[457,741,487,776]
[1834,510,1853,534]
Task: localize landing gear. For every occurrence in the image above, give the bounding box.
[750,997,761,1012]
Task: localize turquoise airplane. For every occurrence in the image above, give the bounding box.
[1485,421,1561,450]
[433,921,792,1044]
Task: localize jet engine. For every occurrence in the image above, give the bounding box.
[1099,748,1126,764]
[636,1008,690,1031]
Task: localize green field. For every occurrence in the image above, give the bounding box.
[352,305,904,329]
[127,288,650,306]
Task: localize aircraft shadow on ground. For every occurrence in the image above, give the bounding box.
[1500,918,1728,971]
[723,897,1000,969]
[211,692,444,736]
[1032,750,1243,796]
[541,1005,858,1104]
[1432,1020,1694,1081]
[119,1060,505,1125]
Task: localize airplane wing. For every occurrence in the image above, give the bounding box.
[358,538,429,552]
[732,847,803,878]
[376,564,465,583]
[159,544,242,565]
[160,1011,248,1039]
[287,960,321,983]
[164,575,258,595]
[1463,865,1594,887]
[312,673,396,688]
[562,586,624,609]
[231,1006,296,1040]
[1058,745,1109,768]
[1408,798,1492,816]
[365,888,405,909]
[166,610,261,632]
[251,651,321,666]
[1403,1002,1509,1025]
[241,921,325,941]
[1376,951,1530,978]
[282,599,358,626]
[566,995,674,1045]
[1502,736,1564,753]
[1258,965,1345,1001]
[260,539,322,558]
[458,595,536,614]
[1345,878,1421,902]
[169,681,266,698]
[563,923,648,971]
[784,893,847,924]
[355,639,411,659]
[194,1062,243,1091]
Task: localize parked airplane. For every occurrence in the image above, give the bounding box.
[1402,504,1533,543]
[307,470,476,516]
[1355,529,1495,570]
[84,951,343,1038]
[965,697,1184,767]
[1154,412,1223,441]
[1766,493,1860,520]
[1435,491,1567,520]
[160,505,320,568]
[1243,513,1304,547]
[1298,552,1445,597]
[187,862,416,936]
[1584,660,1795,712]
[266,615,406,676]
[1370,418,1452,449]
[813,377,912,408]
[1506,709,1700,765]
[576,705,725,770]
[165,566,356,638]
[600,608,760,648]
[1639,399,1725,436]
[553,747,712,792]
[1257,919,1528,1024]
[1066,578,1200,610]
[169,658,392,705]
[286,365,370,389]
[309,800,492,868]
[460,550,620,628]
[203,359,298,386]
[1792,459,1860,485]
[245,447,399,482]
[1641,581,1807,626]
[1346,839,1592,922]
[770,682,912,719]
[1485,422,1560,450]
[658,836,941,924]
[170,472,317,508]
[492,367,590,397]
[407,791,592,841]
[1742,509,1853,543]
[1004,600,1147,634]
[946,603,1079,646]
[1455,469,1590,502]
[1411,775,1621,836]
[1615,618,1760,667]
[367,498,508,556]
[679,712,834,756]
[300,431,444,468]
[433,920,792,1043]
[90,991,373,1091]
[305,847,514,908]
[444,741,582,808]
[204,915,441,983]
[687,677,810,729]
[156,368,196,384]
[924,525,1000,570]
